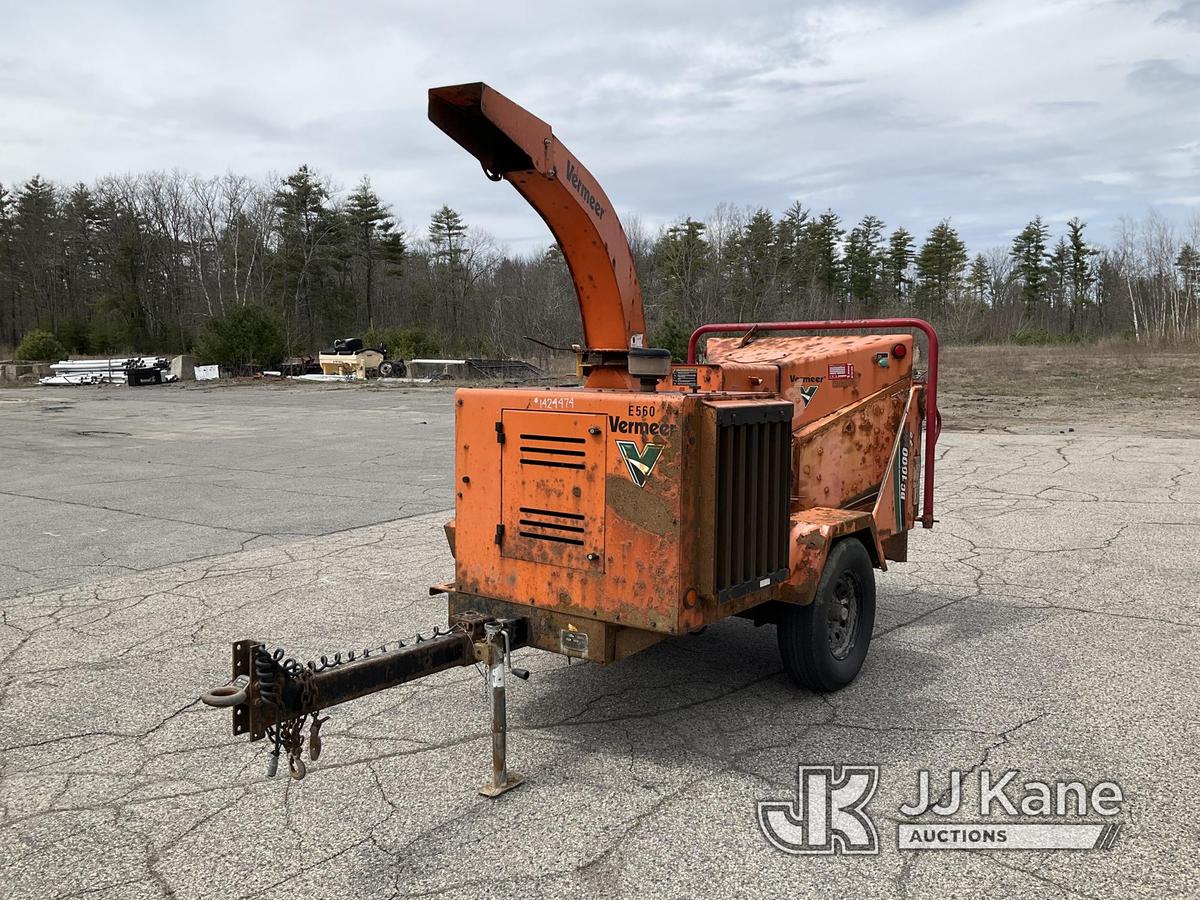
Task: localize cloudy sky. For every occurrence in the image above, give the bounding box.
[1,0,1197,253]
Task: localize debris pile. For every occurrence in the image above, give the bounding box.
[39,357,176,386]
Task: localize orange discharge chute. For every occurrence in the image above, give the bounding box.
[428,83,646,354]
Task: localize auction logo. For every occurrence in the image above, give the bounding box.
[758,766,1126,856]
[758,765,880,855]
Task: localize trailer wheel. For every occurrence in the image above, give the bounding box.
[777,537,875,691]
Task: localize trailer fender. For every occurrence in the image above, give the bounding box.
[778,507,886,605]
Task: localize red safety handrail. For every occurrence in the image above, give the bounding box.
[687,318,941,528]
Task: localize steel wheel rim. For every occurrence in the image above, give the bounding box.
[827,571,860,660]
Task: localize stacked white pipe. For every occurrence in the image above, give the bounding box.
[40,357,171,386]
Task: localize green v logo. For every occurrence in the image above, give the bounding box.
[798,386,819,408]
[615,440,664,488]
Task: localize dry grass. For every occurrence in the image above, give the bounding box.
[941,342,1200,401]
[938,342,1200,434]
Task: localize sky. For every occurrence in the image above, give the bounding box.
[1,0,1197,254]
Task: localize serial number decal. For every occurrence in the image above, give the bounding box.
[531,395,575,410]
[672,368,699,387]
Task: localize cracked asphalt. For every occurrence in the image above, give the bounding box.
[1,382,1197,898]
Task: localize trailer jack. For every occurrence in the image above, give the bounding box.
[199,612,530,796]
[479,620,527,796]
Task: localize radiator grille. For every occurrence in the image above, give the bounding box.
[714,403,793,602]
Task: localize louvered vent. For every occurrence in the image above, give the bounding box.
[714,402,793,602]
[518,433,586,469]
[517,506,586,547]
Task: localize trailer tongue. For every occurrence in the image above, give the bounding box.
[202,613,530,793]
[200,82,940,795]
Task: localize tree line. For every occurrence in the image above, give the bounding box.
[1,166,1197,365]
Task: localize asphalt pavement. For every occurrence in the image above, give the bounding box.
[0,383,456,599]
[0,383,1196,899]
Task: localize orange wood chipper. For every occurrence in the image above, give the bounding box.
[201,83,941,795]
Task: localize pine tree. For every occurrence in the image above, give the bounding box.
[885,227,915,306]
[1049,237,1070,318]
[0,182,14,347]
[428,205,466,267]
[1178,243,1200,288]
[654,217,709,322]
[427,205,471,335]
[915,220,967,311]
[729,209,777,321]
[13,175,62,331]
[1010,216,1050,317]
[272,165,339,345]
[61,183,104,323]
[345,176,404,329]
[776,201,810,311]
[968,253,991,304]
[1177,243,1200,332]
[1066,217,1097,333]
[844,214,885,311]
[806,210,844,311]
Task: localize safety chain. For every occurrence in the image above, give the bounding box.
[252,622,466,781]
[255,646,319,780]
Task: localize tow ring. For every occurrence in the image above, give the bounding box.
[200,685,247,707]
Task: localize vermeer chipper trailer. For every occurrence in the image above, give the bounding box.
[201,83,942,794]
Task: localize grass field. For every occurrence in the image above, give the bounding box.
[938,343,1200,436]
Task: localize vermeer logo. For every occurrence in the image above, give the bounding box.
[565,160,605,220]
[615,440,664,488]
[798,385,819,408]
[608,415,677,437]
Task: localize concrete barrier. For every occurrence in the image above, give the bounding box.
[0,362,53,382]
[171,354,196,381]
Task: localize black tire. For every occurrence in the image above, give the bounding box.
[777,537,875,691]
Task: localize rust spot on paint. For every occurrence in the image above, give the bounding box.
[606,473,674,535]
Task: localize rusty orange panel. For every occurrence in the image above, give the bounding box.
[453,387,698,635]
[661,364,724,392]
[780,507,883,605]
[794,380,910,512]
[706,334,912,430]
[500,410,607,572]
[659,363,778,394]
[872,385,924,540]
